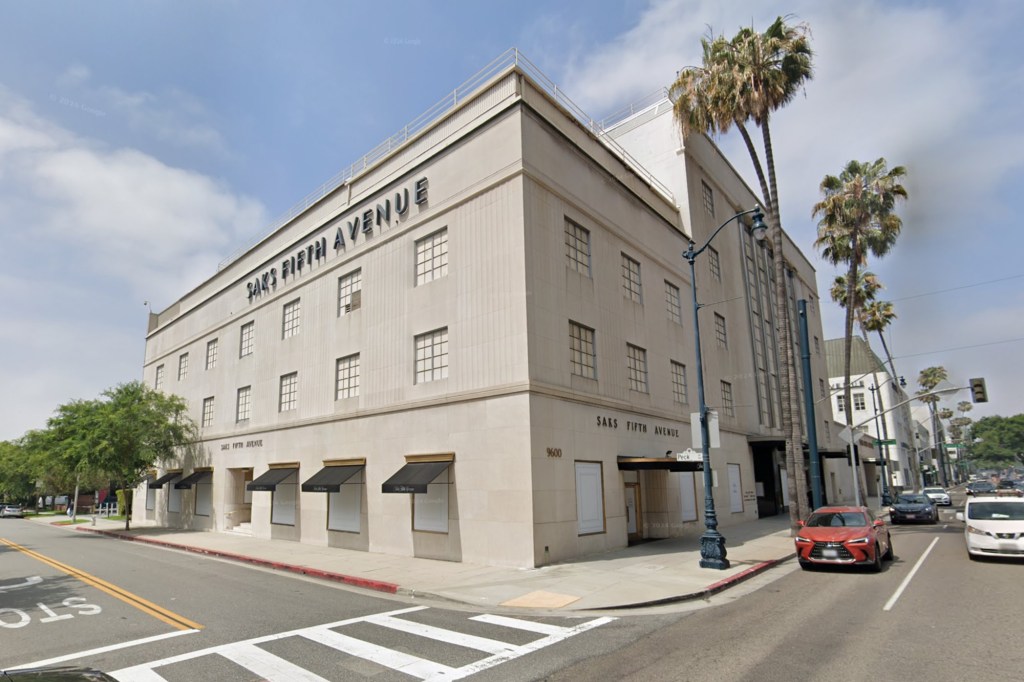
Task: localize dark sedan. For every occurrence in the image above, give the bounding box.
[889,493,938,524]
[966,481,996,496]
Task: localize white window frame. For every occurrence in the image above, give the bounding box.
[327,470,362,533]
[565,218,591,277]
[701,179,715,217]
[154,364,165,391]
[282,299,301,339]
[569,321,596,379]
[626,344,648,393]
[671,360,688,404]
[177,353,189,381]
[414,328,448,384]
[201,396,214,428]
[205,338,218,370]
[413,466,450,533]
[708,246,721,281]
[335,354,360,400]
[665,281,682,324]
[337,269,362,316]
[714,313,728,349]
[236,385,251,423]
[854,393,867,411]
[279,372,298,412]
[240,321,255,357]
[415,228,448,286]
[721,381,735,417]
[271,470,297,526]
[575,461,605,535]
[621,253,642,303]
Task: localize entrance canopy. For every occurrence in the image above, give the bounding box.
[247,467,297,492]
[616,456,703,472]
[301,465,363,493]
[174,470,212,489]
[382,461,450,494]
[148,471,181,489]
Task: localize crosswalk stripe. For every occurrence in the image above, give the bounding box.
[365,613,518,655]
[109,667,167,682]
[468,614,569,636]
[226,642,331,682]
[301,625,457,679]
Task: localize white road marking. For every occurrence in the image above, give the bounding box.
[9,629,199,671]
[884,536,940,612]
[108,606,614,681]
[0,576,42,592]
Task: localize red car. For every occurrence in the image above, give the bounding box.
[794,506,893,572]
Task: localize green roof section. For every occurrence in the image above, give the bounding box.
[824,337,887,378]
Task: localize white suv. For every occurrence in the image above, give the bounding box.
[922,487,951,506]
[956,497,1024,560]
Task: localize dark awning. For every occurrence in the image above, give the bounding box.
[301,465,363,493]
[149,472,181,489]
[247,467,297,492]
[616,456,703,472]
[382,461,450,494]
[174,470,212,489]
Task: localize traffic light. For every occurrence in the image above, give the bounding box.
[969,377,988,403]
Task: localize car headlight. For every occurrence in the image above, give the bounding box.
[846,537,870,545]
[888,508,897,514]
[795,536,812,543]
[966,525,991,537]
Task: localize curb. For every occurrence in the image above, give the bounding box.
[592,553,796,610]
[74,526,400,595]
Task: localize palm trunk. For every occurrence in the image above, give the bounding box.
[844,257,869,505]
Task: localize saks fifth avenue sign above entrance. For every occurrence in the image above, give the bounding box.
[246,176,428,302]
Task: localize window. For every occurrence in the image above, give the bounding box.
[701,180,715,217]
[621,254,642,303]
[201,397,214,428]
[413,466,450,533]
[819,378,827,400]
[575,461,605,535]
[177,353,189,381]
[671,361,689,404]
[205,338,218,370]
[665,281,682,324]
[414,328,448,383]
[836,395,846,413]
[565,218,591,276]
[236,386,252,422]
[328,469,362,533]
[627,344,648,393]
[336,354,360,399]
[279,373,298,411]
[271,470,297,526]
[194,473,213,517]
[337,269,362,316]
[714,313,728,349]
[814,336,821,355]
[721,381,735,417]
[282,299,301,339]
[145,477,156,511]
[240,321,254,358]
[154,365,165,391]
[854,393,866,411]
[708,247,721,281]
[167,475,182,514]
[415,228,448,285]
[569,321,596,379]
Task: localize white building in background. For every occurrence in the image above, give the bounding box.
[825,337,918,495]
[138,50,835,568]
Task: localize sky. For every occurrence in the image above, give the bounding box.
[1,0,1021,441]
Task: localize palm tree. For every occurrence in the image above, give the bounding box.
[814,159,907,503]
[917,366,949,487]
[861,300,898,377]
[830,271,882,338]
[670,16,813,529]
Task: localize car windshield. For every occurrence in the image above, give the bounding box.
[923,488,944,494]
[896,495,930,504]
[805,511,868,528]
[968,502,1024,521]
[973,482,995,490]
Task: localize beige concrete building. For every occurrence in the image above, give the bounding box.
[139,51,836,568]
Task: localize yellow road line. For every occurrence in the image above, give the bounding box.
[0,538,203,631]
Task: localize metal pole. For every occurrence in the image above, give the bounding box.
[798,300,822,510]
[869,385,892,507]
[686,241,729,570]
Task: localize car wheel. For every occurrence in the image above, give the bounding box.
[883,535,894,561]
[871,544,883,572]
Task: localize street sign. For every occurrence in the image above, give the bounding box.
[943,443,961,449]
[675,448,702,462]
[873,439,897,446]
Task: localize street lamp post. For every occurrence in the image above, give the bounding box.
[868,374,905,507]
[684,206,767,570]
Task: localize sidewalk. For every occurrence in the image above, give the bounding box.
[35,512,801,612]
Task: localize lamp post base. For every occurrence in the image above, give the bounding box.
[699,531,730,570]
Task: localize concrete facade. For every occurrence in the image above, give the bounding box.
[140,57,834,568]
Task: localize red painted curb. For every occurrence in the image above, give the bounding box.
[76,526,400,594]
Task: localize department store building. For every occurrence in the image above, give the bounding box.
[139,51,837,568]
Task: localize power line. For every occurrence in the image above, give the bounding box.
[891,274,1024,302]
[893,336,1024,361]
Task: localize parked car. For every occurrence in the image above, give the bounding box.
[0,504,24,518]
[956,496,1024,560]
[1,664,117,680]
[889,494,939,524]
[922,487,951,506]
[794,506,893,572]
[966,481,997,496]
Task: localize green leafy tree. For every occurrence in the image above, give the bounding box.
[46,381,197,530]
[814,159,908,502]
[0,439,37,503]
[670,16,814,527]
[970,415,1024,469]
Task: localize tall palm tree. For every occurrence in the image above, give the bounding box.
[830,271,882,338]
[917,366,949,486]
[814,159,907,503]
[861,300,898,377]
[670,16,814,529]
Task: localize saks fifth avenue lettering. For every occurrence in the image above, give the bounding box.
[247,176,428,302]
[595,414,680,438]
[220,439,264,451]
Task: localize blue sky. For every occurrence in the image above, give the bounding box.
[1,0,1022,441]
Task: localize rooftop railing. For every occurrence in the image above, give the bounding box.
[219,48,674,270]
